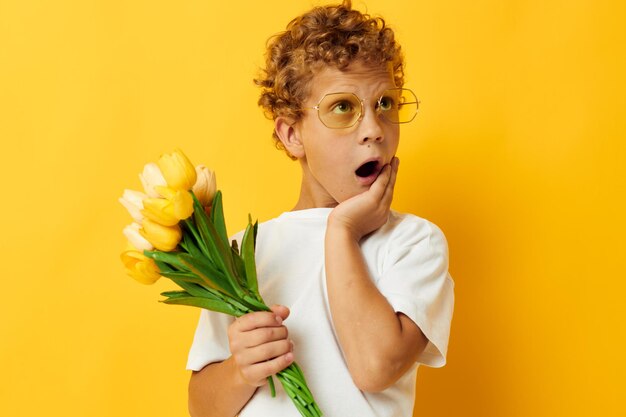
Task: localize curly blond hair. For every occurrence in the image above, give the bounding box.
[254,0,405,158]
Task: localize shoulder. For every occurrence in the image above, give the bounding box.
[359,210,450,274]
[379,210,449,252]
[228,214,284,244]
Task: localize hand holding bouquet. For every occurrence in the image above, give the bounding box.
[119,149,322,417]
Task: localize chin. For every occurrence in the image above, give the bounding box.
[335,189,364,203]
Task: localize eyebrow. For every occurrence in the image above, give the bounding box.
[315,85,396,102]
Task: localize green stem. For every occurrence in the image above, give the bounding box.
[275,363,322,417]
[183,218,209,257]
[267,375,276,397]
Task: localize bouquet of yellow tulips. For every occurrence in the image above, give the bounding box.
[119,149,322,417]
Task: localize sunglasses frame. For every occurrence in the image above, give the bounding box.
[305,87,419,129]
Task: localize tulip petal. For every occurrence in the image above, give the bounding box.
[140,218,182,251]
[158,149,197,191]
[142,197,180,226]
[120,249,161,284]
[140,163,167,198]
[154,185,176,200]
[119,189,147,222]
[192,165,217,207]
[123,223,154,251]
[172,190,194,220]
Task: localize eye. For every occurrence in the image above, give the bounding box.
[331,100,355,114]
[378,96,395,111]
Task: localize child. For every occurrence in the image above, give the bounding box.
[187,1,454,416]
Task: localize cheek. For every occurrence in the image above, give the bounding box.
[309,143,344,174]
[386,127,400,153]
[307,142,352,187]
[388,124,400,142]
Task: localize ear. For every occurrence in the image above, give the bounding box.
[275,116,305,159]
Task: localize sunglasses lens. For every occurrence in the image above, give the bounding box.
[317,93,362,128]
[313,89,419,128]
[379,89,419,124]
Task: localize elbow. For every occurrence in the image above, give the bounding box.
[188,371,200,417]
[350,357,403,393]
[188,369,208,417]
[354,377,393,393]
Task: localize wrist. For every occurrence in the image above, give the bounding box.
[226,356,257,391]
[326,218,361,244]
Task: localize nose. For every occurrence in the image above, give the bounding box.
[358,104,384,144]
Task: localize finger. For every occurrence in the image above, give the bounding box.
[240,350,295,386]
[390,157,399,187]
[270,304,290,321]
[381,157,399,204]
[370,163,392,198]
[236,311,284,333]
[241,325,289,349]
[239,338,294,367]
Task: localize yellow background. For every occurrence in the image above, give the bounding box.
[1,0,624,416]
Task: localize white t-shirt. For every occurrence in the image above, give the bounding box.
[187,208,454,417]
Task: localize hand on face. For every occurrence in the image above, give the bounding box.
[327,156,399,241]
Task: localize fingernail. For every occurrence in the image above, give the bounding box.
[275,315,283,325]
[290,340,295,350]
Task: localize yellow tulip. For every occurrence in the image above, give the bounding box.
[155,186,195,219]
[120,249,161,285]
[123,222,154,251]
[158,149,197,191]
[170,188,194,219]
[192,165,217,207]
[119,189,147,223]
[139,218,182,251]
[142,198,179,226]
[142,187,194,226]
[139,162,167,198]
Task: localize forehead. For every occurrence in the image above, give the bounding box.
[307,61,395,103]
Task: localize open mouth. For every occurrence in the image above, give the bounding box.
[355,160,380,178]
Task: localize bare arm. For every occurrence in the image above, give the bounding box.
[325,158,428,392]
[188,306,293,416]
[189,357,256,417]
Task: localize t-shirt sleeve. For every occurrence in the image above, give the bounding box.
[377,218,455,368]
[186,307,235,371]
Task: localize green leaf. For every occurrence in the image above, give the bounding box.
[226,295,257,314]
[168,278,258,316]
[195,192,246,297]
[210,191,229,247]
[144,250,189,272]
[153,259,175,274]
[193,204,243,297]
[182,228,205,259]
[160,290,190,299]
[242,294,270,312]
[169,277,217,299]
[183,217,209,257]
[252,218,259,250]
[176,253,236,296]
[241,222,260,298]
[231,245,247,289]
[161,295,243,316]
[159,270,203,283]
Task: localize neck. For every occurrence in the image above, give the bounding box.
[291,158,338,211]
